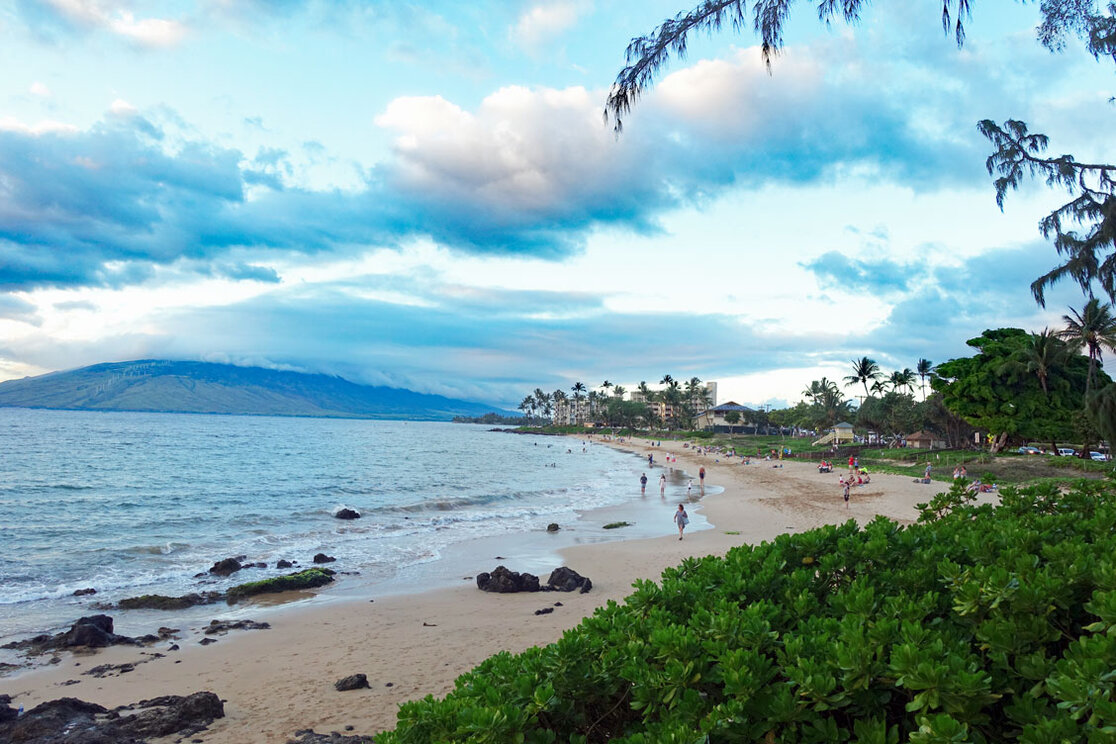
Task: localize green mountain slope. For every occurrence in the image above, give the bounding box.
[0,360,507,421]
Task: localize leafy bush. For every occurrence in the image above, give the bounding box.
[376,480,1116,743]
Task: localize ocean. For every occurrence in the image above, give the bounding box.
[0,408,710,649]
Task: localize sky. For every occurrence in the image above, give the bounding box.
[0,0,1113,411]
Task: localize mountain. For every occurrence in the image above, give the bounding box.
[0,360,510,421]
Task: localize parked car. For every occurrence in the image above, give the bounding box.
[1090,451,1110,462]
[1057,447,1077,457]
[1017,446,1041,455]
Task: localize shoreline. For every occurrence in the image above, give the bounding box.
[0,436,988,741]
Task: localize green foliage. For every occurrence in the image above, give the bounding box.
[933,328,1102,443]
[225,568,335,599]
[376,481,1116,742]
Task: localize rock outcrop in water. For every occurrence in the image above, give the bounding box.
[334,508,361,520]
[0,691,224,743]
[1,615,140,654]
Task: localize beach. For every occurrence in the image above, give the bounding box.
[0,439,974,742]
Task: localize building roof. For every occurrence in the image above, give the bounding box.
[906,430,941,441]
[698,402,753,415]
[833,421,855,429]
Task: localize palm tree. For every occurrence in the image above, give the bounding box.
[637,381,651,400]
[612,384,627,398]
[869,379,889,396]
[518,396,533,423]
[571,381,586,401]
[803,378,839,403]
[600,380,612,395]
[1058,298,1116,394]
[916,358,934,399]
[551,389,567,424]
[1021,329,1070,396]
[890,368,917,396]
[845,357,882,400]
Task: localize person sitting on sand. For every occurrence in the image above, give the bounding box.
[674,503,689,540]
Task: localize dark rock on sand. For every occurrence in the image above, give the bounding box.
[276,559,293,568]
[199,637,218,645]
[534,607,554,615]
[204,619,271,635]
[0,695,17,723]
[288,728,376,743]
[0,697,119,744]
[335,508,361,520]
[313,553,336,564]
[476,565,540,593]
[114,691,224,739]
[334,673,370,691]
[546,566,592,593]
[208,557,243,576]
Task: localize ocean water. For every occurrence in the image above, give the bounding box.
[0,408,707,647]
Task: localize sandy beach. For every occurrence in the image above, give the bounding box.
[0,439,973,742]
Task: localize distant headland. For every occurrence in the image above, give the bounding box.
[0,360,507,421]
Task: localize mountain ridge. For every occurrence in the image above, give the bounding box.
[0,360,508,421]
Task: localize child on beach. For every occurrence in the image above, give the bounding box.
[659,473,666,496]
[640,473,648,494]
[687,479,693,496]
[674,503,689,540]
[843,481,851,507]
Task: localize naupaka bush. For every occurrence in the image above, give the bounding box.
[377,480,1116,743]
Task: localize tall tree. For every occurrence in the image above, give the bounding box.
[605,1,1115,305]
[889,368,917,396]
[916,358,935,399]
[845,357,882,400]
[1018,329,1072,395]
[1058,297,1116,393]
[571,381,586,401]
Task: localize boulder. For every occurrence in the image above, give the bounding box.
[276,559,293,569]
[313,553,336,564]
[72,588,96,596]
[546,523,560,532]
[116,592,221,611]
[334,673,370,691]
[65,615,135,648]
[204,619,270,635]
[546,567,593,594]
[335,508,361,520]
[476,565,540,593]
[0,695,17,723]
[0,697,115,744]
[115,691,224,739]
[208,557,243,576]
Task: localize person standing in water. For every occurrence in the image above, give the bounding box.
[674,503,689,540]
[699,466,706,494]
[659,473,667,496]
[640,473,648,494]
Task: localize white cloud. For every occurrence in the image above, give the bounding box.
[108,12,187,47]
[375,85,636,217]
[511,1,589,48]
[38,0,187,47]
[0,116,79,134]
[29,81,52,98]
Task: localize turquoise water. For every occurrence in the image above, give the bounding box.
[0,408,707,645]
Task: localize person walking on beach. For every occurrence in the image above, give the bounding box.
[640,473,648,494]
[659,473,666,496]
[698,466,706,493]
[843,481,851,508]
[674,503,689,540]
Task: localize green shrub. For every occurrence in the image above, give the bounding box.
[376,480,1116,743]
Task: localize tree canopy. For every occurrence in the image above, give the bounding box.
[931,327,1101,444]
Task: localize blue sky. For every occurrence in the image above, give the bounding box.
[0,0,1112,410]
